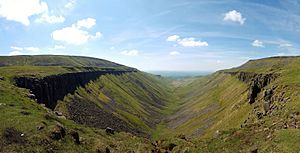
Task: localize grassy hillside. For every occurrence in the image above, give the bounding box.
[165,73,250,137]
[157,56,300,152]
[0,72,157,152]
[1,55,300,152]
[0,55,135,80]
[0,55,126,68]
[55,72,173,136]
[0,55,182,152]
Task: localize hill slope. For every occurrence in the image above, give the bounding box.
[0,55,175,152]
[0,55,125,68]
[1,55,300,152]
[55,72,173,137]
[158,56,300,152]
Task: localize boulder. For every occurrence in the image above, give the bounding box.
[263,89,273,101]
[57,115,67,119]
[28,93,36,99]
[250,146,258,153]
[20,111,31,116]
[0,76,4,81]
[70,130,80,144]
[248,81,260,104]
[105,127,115,135]
[167,143,177,151]
[263,101,270,113]
[50,124,66,140]
[247,74,278,104]
[3,128,26,144]
[105,147,110,153]
[256,112,263,119]
[263,89,273,113]
[54,111,63,116]
[37,125,44,130]
[177,134,187,140]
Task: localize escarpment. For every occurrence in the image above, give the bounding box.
[225,71,279,104]
[14,70,135,109]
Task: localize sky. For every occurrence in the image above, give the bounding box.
[0,0,300,71]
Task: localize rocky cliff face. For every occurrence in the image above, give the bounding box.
[14,70,134,109]
[225,72,278,104]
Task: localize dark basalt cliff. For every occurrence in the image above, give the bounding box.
[14,70,135,109]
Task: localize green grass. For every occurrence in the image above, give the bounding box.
[0,78,156,152]
[2,55,300,152]
[0,55,126,68]
[274,129,300,153]
[0,55,135,80]
[163,73,250,138]
[60,72,173,133]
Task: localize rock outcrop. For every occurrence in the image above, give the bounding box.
[50,124,66,140]
[248,74,277,104]
[14,70,134,109]
[263,88,273,112]
[225,72,278,104]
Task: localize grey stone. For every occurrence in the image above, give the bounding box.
[105,127,115,135]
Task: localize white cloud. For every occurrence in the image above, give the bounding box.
[279,43,292,48]
[25,47,39,52]
[9,50,22,56]
[93,32,102,39]
[166,35,209,47]
[224,10,246,25]
[8,46,40,56]
[0,0,48,26]
[11,46,23,51]
[0,0,65,25]
[121,50,139,56]
[167,35,180,42]
[169,51,180,55]
[51,18,101,45]
[256,40,293,48]
[65,0,76,8]
[178,38,208,47]
[35,13,65,24]
[274,52,286,56]
[252,40,264,47]
[53,45,66,50]
[52,26,94,45]
[77,18,96,29]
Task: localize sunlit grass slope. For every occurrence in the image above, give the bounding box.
[57,72,173,134]
[161,56,300,152]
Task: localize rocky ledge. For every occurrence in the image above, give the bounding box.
[225,71,279,104]
[14,70,135,109]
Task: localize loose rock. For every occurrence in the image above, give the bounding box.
[28,93,36,99]
[50,124,66,140]
[167,143,177,151]
[105,127,115,135]
[54,111,63,116]
[3,128,26,144]
[70,130,80,144]
[250,145,258,153]
[37,125,44,130]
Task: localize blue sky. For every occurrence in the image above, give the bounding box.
[0,0,300,71]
